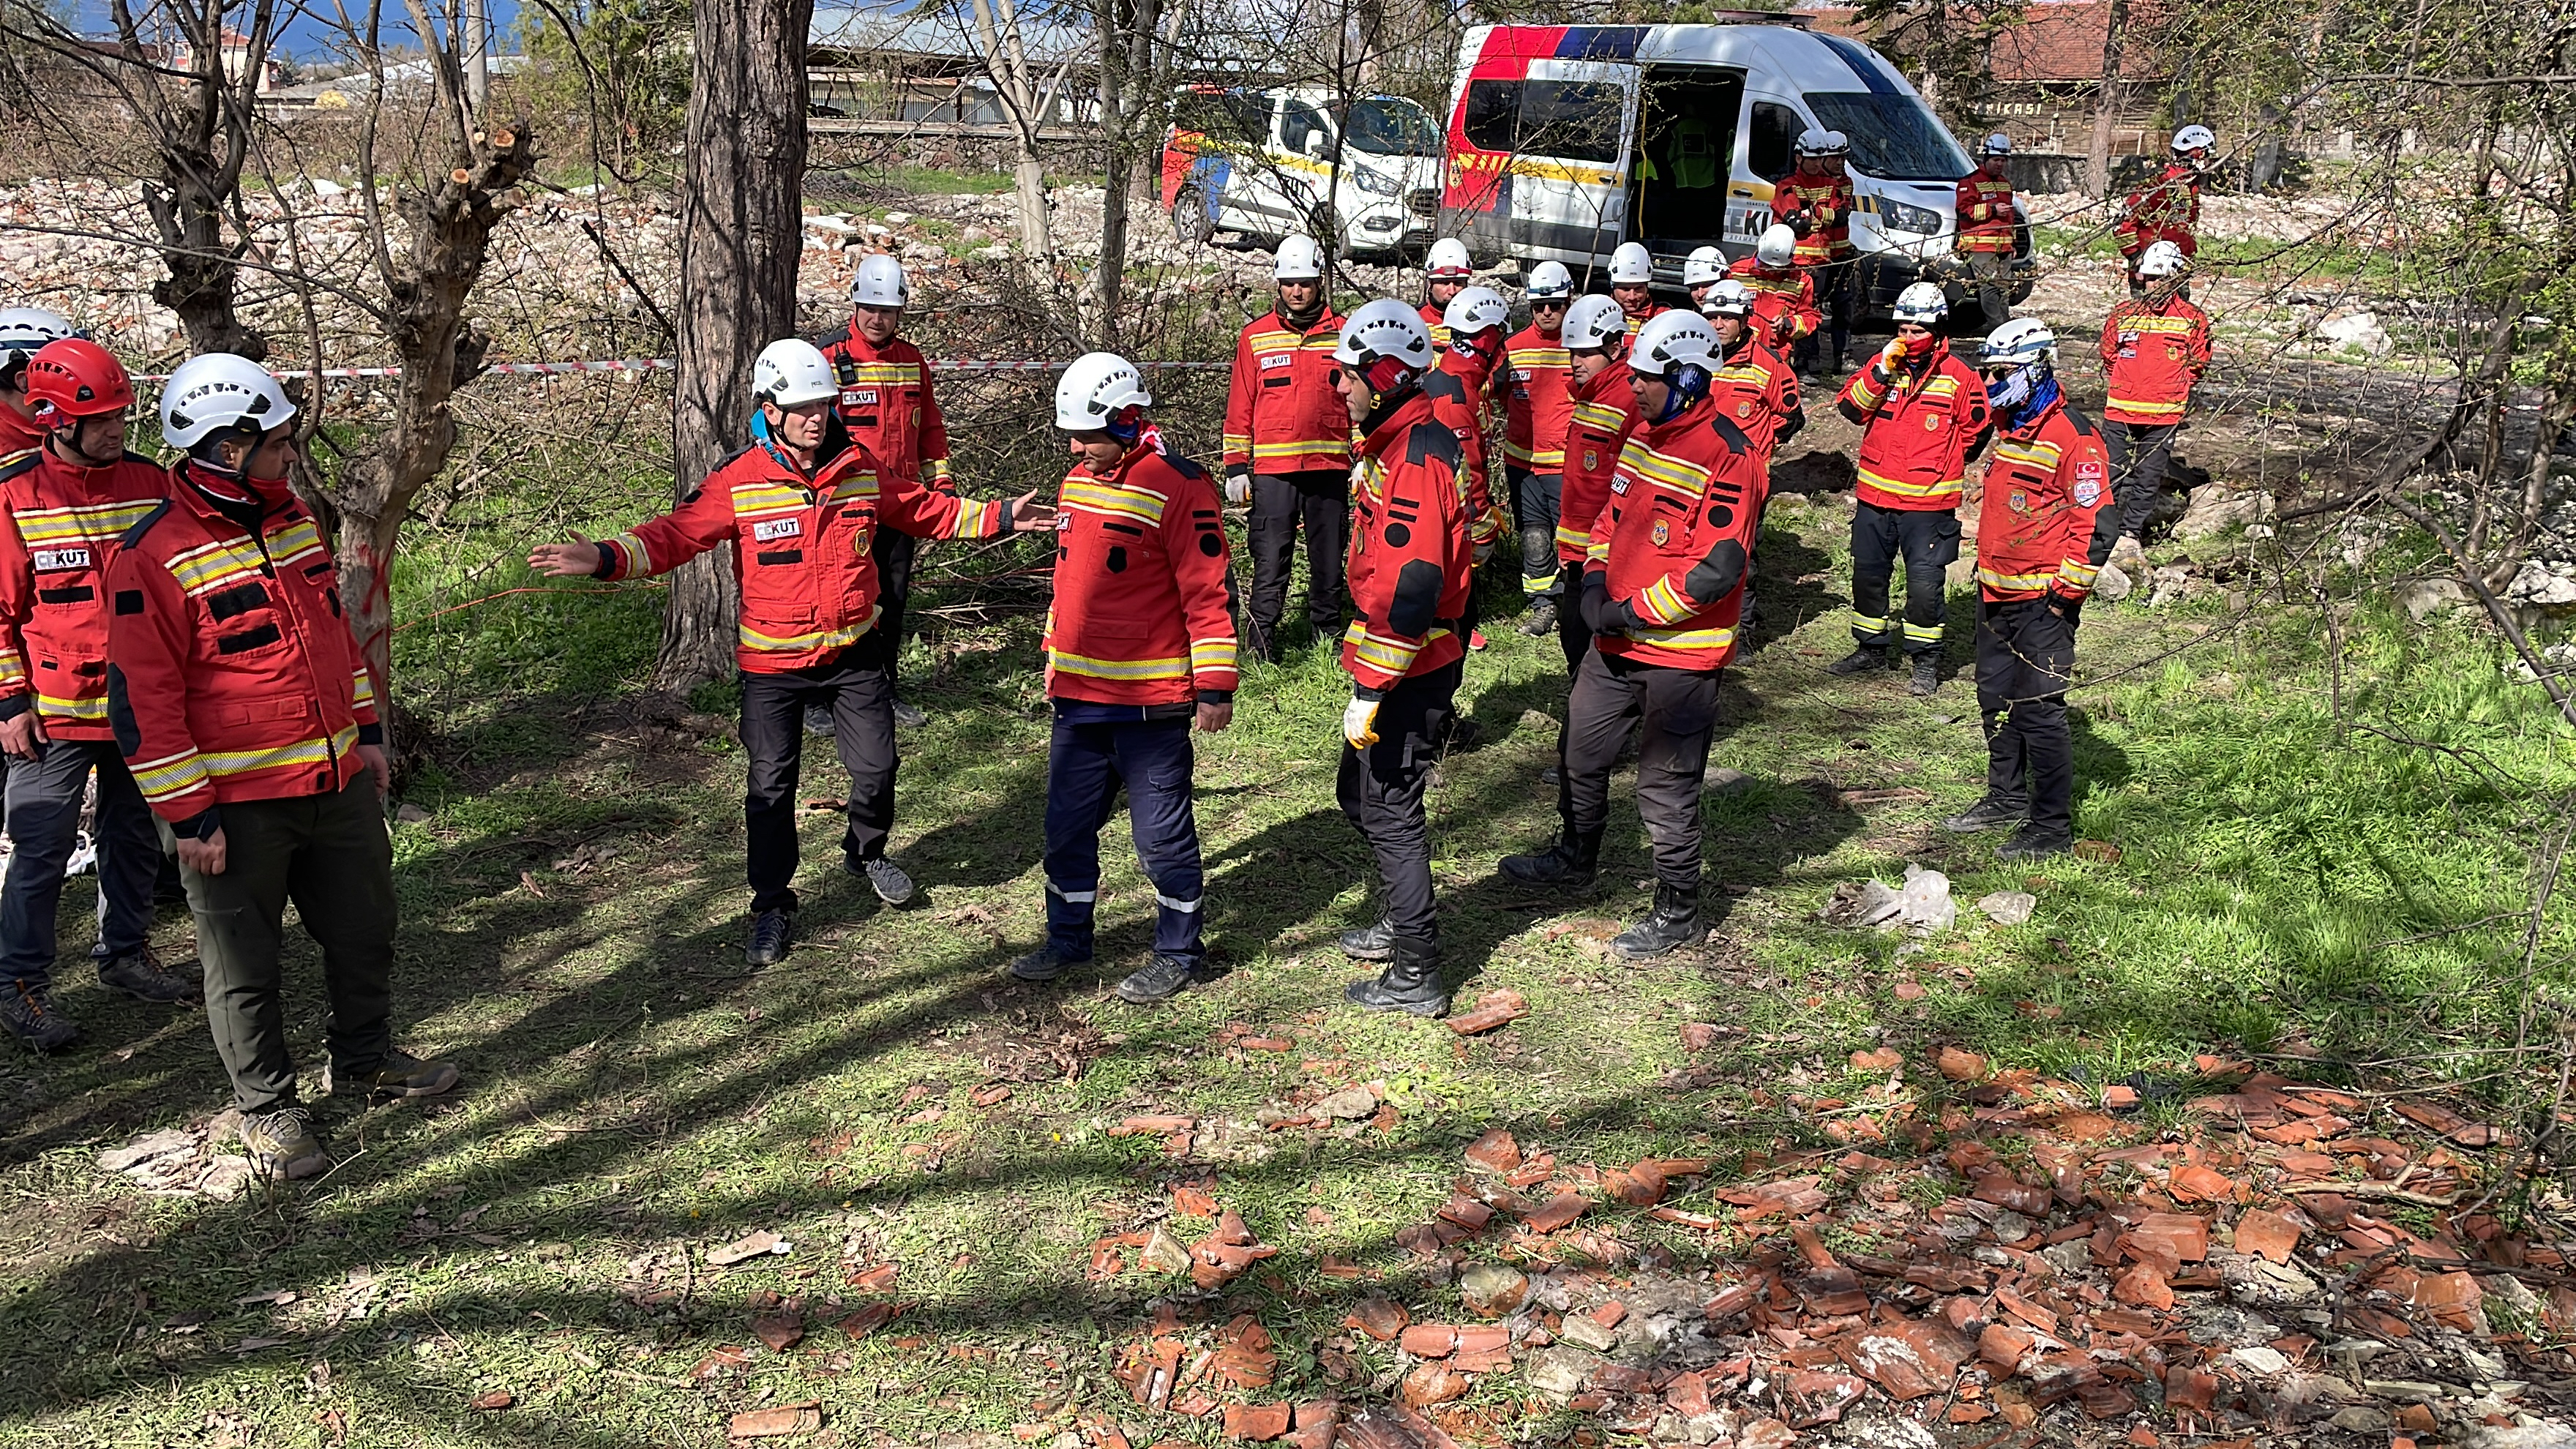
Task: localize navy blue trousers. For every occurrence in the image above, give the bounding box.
[1044,710,1205,962]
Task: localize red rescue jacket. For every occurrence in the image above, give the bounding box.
[1587,396,1765,672]
[2100,294,2212,425]
[1955,170,2018,254]
[1223,308,1348,476]
[1727,258,1819,346]
[1837,342,1992,512]
[105,464,381,825]
[1772,169,1856,264]
[1419,301,1453,355]
[1341,391,1473,692]
[0,405,42,457]
[1559,364,1640,566]
[1974,395,2116,604]
[1425,348,1501,544]
[2117,163,2201,257]
[1707,334,1804,473]
[1044,443,1238,707]
[1622,302,1671,338]
[595,436,1008,673]
[1502,323,1573,473]
[815,326,951,489]
[0,446,169,738]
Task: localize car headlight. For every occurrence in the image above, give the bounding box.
[1347,167,1400,197]
[1880,200,1944,236]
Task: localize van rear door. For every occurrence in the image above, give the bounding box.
[1509,57,1638,274]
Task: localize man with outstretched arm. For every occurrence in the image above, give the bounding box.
[528,340,1052,966]
[1006,354,1238,1006]
[1328,302,1474,1019]
[108,353,458,1180]
[1500,312,1766,959]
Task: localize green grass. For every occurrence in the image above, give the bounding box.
[0,489,2566,1444]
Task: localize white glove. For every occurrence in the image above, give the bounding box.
[1224,468,1251,506]
[1341,696,1382,749]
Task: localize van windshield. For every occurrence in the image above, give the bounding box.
[1802,92,1973,181]
[1346,97,1442,157]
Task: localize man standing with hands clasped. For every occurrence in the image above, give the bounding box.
[1006,354,1238,1006]
[528,340,1052,967]
[109,353,456,1180]
[1223,236,1350,662]
[1946,319,2116,861]
[1329,301,1473,1019]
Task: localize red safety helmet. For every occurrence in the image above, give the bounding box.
[24,337,135,421]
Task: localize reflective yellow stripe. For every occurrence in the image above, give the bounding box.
[2106,396,2186,417]
[1554,523,1592,550]
[740,613,875,654]
[1977,566,2056,591]
[1223,433,1253,452]
[951,497,1000,536]
[0,649,25,689]
[1851,612,1887,633]
[1504,441,1566,467]
[929,457,953,482]
[1629,621,1733,650]
[1341,621,1442,676]
[840,362,921,384]
[1508,347,1570,369]
[132,749,211,804]
[1049,649,1190,681]
[1250,441,1348,460]
[1617,439,1710,493]
[1571,401,1628,431]
[1994,438,2063,470]
[201,726,356,779]
[12,499,161,545]
[2059,559,2101,588]
[351,665,375,708]
[165,536,272,596]
[1856,466,1964,501]
[1522,572,1557,595]
[607,531,656,575]
[730,482,811,516]
[1189,637,1238,674]
[1063,479,1168,528]
[34,692,107,719]
[1901,621,1944,641]
[1635,576,1693,626]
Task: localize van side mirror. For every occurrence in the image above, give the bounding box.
[1305,132,1330,159]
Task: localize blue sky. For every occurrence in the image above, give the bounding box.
[69,0,525,61]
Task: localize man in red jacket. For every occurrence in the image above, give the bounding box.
[109,353,457,1179]
[1430,285,1510,653]
[1501,311,1764,958]
[0,309,80,458]
[1223,235,1349,662]
[2100,241,2211,566]
[1008,354,1237,1006]
[1505,261,1575,635]
[1829,282,1993,696]
[1329,301,1473,1019]
[531,340,1052,966]
[1609,242,1664,332]
[2119,126,2212,295]
[1729,226,1821,360]
[1772,129,1856,374]
[0,340,195,1053]
[1701,280,1805,634]
[1418,236,1474,351]
[1945,319,2116,860]
[1955,133,2021,338]
[1556,295,1638,675]
[816,255,951,728]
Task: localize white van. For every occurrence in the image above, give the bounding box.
[1439,20,2010,308]
[1161,86,1447,261]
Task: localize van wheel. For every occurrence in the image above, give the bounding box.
[1172,188,1214,247]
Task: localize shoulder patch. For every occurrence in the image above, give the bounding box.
[1404,421,1464,468]
[1706,413,1753,455]
[1164,454,1210,482]
[0,449,38,484]
[1422,370,1465,402]
[2063,408,2098,438]
[119,498,174,548]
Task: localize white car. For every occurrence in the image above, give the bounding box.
[1439,20,2018,309]
[1161,86,1446,260]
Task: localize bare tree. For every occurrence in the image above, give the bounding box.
[656,0,815,688]
[2085,0,2129,196]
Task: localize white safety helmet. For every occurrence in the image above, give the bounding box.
[1562,295,1627,352]
[1333,297,1437,389]
[1443,285,1510,342]
[1055,351,1153,433]
[2135,239,2190,279]
[1980,317,2056,371]
[1682,245,1726,288]
[1630,310,1719,378]
[1608,242,1654,285]
[1795,127,1832,157]
[851,253,908,308]
[1525,260,1574,302]
[1273,233,1325,282]
[1426,236,1473,279]
[1891,281,1950,326]
[1821,130,1852,157]
[0,307,78,376]
[1701,279,1757,321]
[1981,132,2012,157]
[159,352,297,451]
[752,338,839,408]
[1756,224,1798,269]
[2171,124,2215,157]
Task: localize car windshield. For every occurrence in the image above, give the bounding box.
[1345,97,1442,157]
[1802,91,1973,181]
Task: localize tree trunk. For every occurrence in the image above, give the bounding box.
[1089,0,1161,340]
[657,0,815,689]
[2085,0,2128,198]
[124,0,279,360]
[967,0,1056,275]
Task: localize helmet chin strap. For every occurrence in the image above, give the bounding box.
[53,418,119,467]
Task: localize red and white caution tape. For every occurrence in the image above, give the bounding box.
[135,356,1229,382]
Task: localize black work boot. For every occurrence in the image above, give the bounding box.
[1827,645,1890,677]
[1,981,77,1052]
[1338,917,1394,962]
[1521,596,1558,637]
[1909,655,1942,696]
[1243,615,1283,665]
[1943,794,2029,834]
[1612,882,1701,959]
[1344,935,1448,1017]
[1999,825,2073,861]
[1499,827,1601,888]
